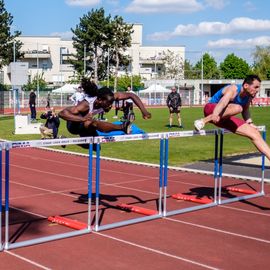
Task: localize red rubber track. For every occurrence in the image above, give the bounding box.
[1,147,270,270]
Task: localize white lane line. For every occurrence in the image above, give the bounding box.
[220,205,270,217]
[165,217,270,244]
[95,232,218,270]
[5,250,52,270]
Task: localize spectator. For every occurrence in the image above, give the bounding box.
[70,86,85,105]
[29,89,37,121]
[40,108,60,139]
[166,86,183,128]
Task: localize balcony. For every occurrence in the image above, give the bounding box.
[23,49,51,59]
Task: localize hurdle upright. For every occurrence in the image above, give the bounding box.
[218,126,266,205]
[93,132,165,232]
[3,136,93,250]
[162,129,219,217]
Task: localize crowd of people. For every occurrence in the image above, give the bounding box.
[26,74,270,162]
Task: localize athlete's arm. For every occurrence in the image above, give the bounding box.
[212,85,237,123]
[114,92,151,119]
[58,101,92,122]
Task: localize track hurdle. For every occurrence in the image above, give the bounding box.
[3,136,93,250]
[93,132,164,231]
[218,126,266,205]
[162,129,219,217]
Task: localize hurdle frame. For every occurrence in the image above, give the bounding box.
[162,129,219,217]
[93,132,164,232]
[218,126,266,205]
[3,137,93,250]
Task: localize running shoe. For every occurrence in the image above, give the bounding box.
[194,119,205,131]
[122,120,132,134]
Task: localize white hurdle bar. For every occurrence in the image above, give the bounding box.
[218,126,266,205]
[3,136,93,250]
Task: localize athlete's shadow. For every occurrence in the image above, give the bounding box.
[182,185,270,211]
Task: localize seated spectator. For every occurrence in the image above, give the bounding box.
[40,108,60,139]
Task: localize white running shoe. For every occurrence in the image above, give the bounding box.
[113,115,118,119]
[194,119,205,131]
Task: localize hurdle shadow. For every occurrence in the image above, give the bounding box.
[71,192,160,226]
[181,185,270,211]
[2,205,45,244]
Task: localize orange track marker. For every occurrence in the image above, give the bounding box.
[117,203,158,216]
[48,216,87,230]
[171,194,213,204]
[226,187,257,195]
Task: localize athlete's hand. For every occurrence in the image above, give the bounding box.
[212,114,220,124]
[82,113,93,122]
[143,111,151,119]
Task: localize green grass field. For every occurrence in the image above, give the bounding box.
[0,106,269,166]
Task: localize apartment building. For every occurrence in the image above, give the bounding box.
[2,24,185,86]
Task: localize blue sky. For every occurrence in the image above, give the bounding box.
[5,0,270,64]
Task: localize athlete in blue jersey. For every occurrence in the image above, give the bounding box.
[194,74,270,161]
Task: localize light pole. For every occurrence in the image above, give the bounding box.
[107,48,110,87]
[36,42,40,108]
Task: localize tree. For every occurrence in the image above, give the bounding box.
[23,73,47,91]
[71,8,110,80]
[220,53,250,79]
[162,50,184,80]
[106,15,133,91]
[194,53,220,79]
[71,8,133,87]
[184,59,199,79]
[0,0,23,69]
[252,46,270,80]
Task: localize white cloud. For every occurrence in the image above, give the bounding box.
[147,17,270,40]
[204,0,229,10]
[208,36,270,49]
[65,0,101,6]
[125,0,203,13]
[50,31,73,39]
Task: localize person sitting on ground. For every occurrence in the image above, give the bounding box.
[40,108,60,139]
[194,74,270,161]
[58,78,151,149]
[166,86,183,128]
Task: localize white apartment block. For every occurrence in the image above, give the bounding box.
[2,24,185,86]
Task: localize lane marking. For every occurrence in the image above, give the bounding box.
[95,232,218,270]
[5,250,52,270]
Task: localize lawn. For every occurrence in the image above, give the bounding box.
[0,106,269,166]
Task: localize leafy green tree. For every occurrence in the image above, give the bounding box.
[71,8,133,87]
[0,0,23,69]
[194,53,220,79]
[71,8,110,80]
[106,15,133,91]
[252,46,270,80]
[100,74,144,92]
[23,73,47,91]
[184,59,199,79]
[220,53,250,79]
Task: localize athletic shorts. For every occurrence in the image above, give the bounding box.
[67,121,98,137]
[169,107,180,114]
[204,103,246,133]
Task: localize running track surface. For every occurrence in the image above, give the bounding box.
[1,147,270,270]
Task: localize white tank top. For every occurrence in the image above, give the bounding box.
[84,96,104,115]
